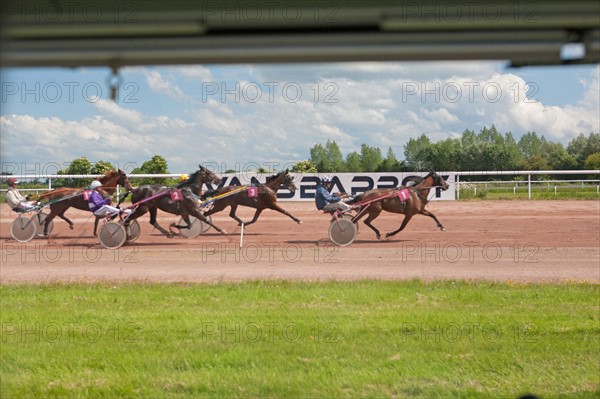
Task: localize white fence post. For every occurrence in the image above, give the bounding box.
[528,174,532,200]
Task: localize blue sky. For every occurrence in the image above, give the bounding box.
[1,62,598,175]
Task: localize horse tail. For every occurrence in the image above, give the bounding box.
[37,189,67,202]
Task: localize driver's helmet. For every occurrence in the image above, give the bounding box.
[321,176,332,184]
[90,180,102,190]
[179,174,189,183]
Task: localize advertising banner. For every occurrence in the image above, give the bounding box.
[205,173,456,201]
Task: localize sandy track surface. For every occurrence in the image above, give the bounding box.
[1,201,598,284]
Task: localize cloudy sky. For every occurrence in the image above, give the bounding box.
[1,61,598,175]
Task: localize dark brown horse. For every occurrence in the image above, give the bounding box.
[352,170,449,240]
[202,169,302,226]
[37,169,133,237]
[120,165,226,238]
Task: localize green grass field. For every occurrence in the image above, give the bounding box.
[1,281,598,398]
[459,186,600,200]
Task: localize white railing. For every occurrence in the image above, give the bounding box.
[457,180,600,197]
[453,170,600,199]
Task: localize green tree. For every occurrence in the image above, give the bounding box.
[478,125,520,170]
[291,160,318,173]
[326,140,346,172]
[568,133,600,168]
[567,133,588,167]
[309,140,345,172]
[56,157,93,187]
[309,143,330,172]
[502,132,525,170]
[67,157,93,174]
[345,151,362,172]
[404,134,433,170]
[518,132,551,170]
[378,147,402,172]
[583,152,600,170]
[431,138,462,171]
[91,160,115,175]
[131,155,170,185]
[360,144,383,172]
[544,142,577,170]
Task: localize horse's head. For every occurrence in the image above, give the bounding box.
[117,169,134,192]
[265,169,296,192]
[99,169,133,192]
[425,169,449,191]
[281,170,297,193]
[180,165,221,188]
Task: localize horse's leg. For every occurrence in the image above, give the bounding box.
[355,206,383,240]
[203,202,232,221]
[147,206,173,238]
[257,202,302,225]
[169,214,192,235]
[245,202,302,226]
[228,204,246,226]
[419,209,446,231]
[42,210,57,236]
[243,207,264,226]
[189,207,228,235]
[44,206,73,236]
[385,212,415,239]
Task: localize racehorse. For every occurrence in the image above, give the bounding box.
[120,165,227,238]
[36,169,133,237]
[202,169,302,226]
[352,170,449,240]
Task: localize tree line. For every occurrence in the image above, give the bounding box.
[298,127,600,174]
[47,155,172,187]
[4,127,599,189]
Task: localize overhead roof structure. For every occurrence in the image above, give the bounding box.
[1,0,599,68]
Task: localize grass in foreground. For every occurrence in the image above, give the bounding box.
[1,280,598,398]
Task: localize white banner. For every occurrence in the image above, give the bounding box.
[206,172,456,201]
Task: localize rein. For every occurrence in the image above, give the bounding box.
[197,186,249,206]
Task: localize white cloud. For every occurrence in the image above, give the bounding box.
[2,62,598,174]
[92,98,143,125]
[144,70,190,101]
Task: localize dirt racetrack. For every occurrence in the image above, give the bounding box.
[1,200,598,284]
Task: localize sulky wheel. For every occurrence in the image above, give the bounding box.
[34,212,53,236]
[342,213,358,233]
[328,217,357,247]
[125,220,141,243]
[177,216,203,239]
[10,215,36,242]
[98,222,127,249]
